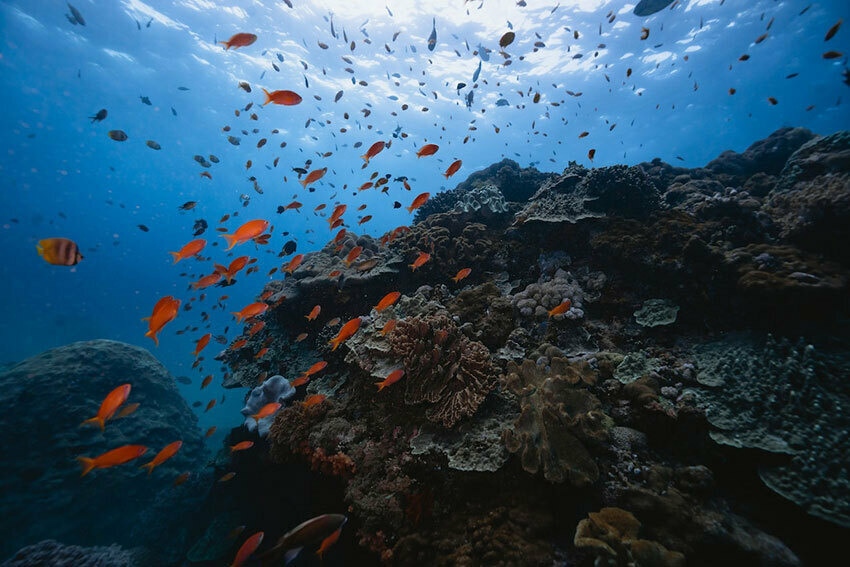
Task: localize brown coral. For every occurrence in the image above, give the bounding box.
[574,507,686,567]
[389,313,497,428]
[447,282,515,349]
[501,359,609,487]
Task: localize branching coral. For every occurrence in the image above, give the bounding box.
[501,359,610,486]
[574,507,685,567]
[388,313,497,428]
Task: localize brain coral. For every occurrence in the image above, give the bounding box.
[501,358,610,487]
[388,313,497,428]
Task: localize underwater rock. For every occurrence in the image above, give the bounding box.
[765,131,850,260]
[2,540,143,567]
[447,281,514,350]
[614,351,662,384]
[241,375,296,436]
[0,340,206,559]
[186,511,242,563]
[705,126,816,182]
[501,358,610,486]
[574,507,686,567]
[687,334,850,528]
[511,269,591,320]
[389,313,497,428]
[633,299,679,327]
[451,183,510,215]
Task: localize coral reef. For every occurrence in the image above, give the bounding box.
[452,184,510,215]
[0,340,206,560]
[633,299,679,327]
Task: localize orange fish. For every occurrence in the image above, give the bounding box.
[194,333,211,356]
[230,339,248,350]
[548,300,572,318]
[283,254,304,274]
[115,402,139,419]
[219,472,236,482]
[306,305,321,320]
[290,376,309,387]
[221,256,250,283]
[232,302,269,323]
[254,347,268,359]
[358,215,372,225]
[200,171,212,180]
[344,246,363,266]
[380,319,396,336]
[376,291,400,311]
[328,270,342,278]
[219,33,257,50]
[262,88,302,106]
[251,402,282,422]
[376,369,404,392]
[191,272,222,290]
[357,182,374,192]
[329,218,343,230]
[248,321,266,336]
[406,192,430,214]
[328,206,347,228]
[231,441,254,452]
[303,394,326,407]
[205,426,217,438]
[144,297,180,347]
[140,441,182,476]
[361,141,385,164]
[173,472,191,487]
[452,268,471,282]
[416,143,439,158]
[169,239,206,264]
[78,445,148,477]
[315,204,327,211]
[443,160,462,179]
[588,149,596,161]
[316,527,342,561]
[231,531,264,567]
[295,332,308,342]
[221,220,269,251]
[825,19,842,41]
[578,131,589,138]
[327,317,341,326]
[301,361,328,378]
[80,384,131,431]
[410,252,431,271]
[201,375,213,389]
[284,201,303,211]
[299,167,327,189]
[205,399,217,412]
[332,228,347,245]
[329,317,361,350]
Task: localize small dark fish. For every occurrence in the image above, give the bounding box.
[238,82,251,93]
[178,86,190,91]
[67,3,85,25]
[633,0,674,17]
[427,18,437,51]
[89,109,107,123]
[393,201,402,209]
[107,130,128,142]
[146,140,161,150]
[227,136,241,146]
[140,96,152,105]
[335,90,344,102]
[499,31,515,48]
[171,107,177,116]
[137,224,149,232]
[283,240,297,255]
[146,17,152,28]
[178,201,197,211]
[209,155,220,163]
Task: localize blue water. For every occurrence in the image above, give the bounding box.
[1,0,848,448]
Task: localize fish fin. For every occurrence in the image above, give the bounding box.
[220,234,238,250]
[360,154,369,163]
[144,330,160,347]
[169,252,181,264]
[405,205,414,214]
[443,172,450,179]
[218,40,230,50]
[140,316,150,322]
[77,457,96,477]
[139,462,155,476]
[284,547,303,565]
[375,381,385,391]
[231,312,243,323]
[36,243,45,257]
[329,338,339,351]
[262,88,272,106]
[79,416,105,431]
[299,179,308,189]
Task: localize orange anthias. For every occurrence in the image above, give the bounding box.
[231,302,269,323]
[219,32,257,50]
[406,192,430,214]
[169,239,206,263]
[80,384,131,431]
[328,205,347,226]
[231,531,264,567]
[410,252,431,271]
[262,88,302,106]
[548,300,572,318]
[306,305,321,321]
[443,159,463,179]
[77,445,148,477]
[144,296,180,347]
[299,167,327,189]
[452,268,472,283]
[375,291,400,311]
[301,361,328,379]
[231,441,254,452]
[221,220,269,251]
[416,143,439,158]
[139,441,183,476]
[329,317,361,350]
[250,402,282,422]
[193,333,211,357]
[191,272,222,290]
[283,254,304,274]
[303,394,326,407]
[218,256,250,283]
[380,319,396,336]
[376,369,405,392]
[344,246,363,267]
[360,140,385,164]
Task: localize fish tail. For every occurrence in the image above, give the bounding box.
[221,234,238,250]
[36,243,45,257]
[375,381,386,391]
[299,179,308,189]
[405,205,414,214]
[262,88,272,106]
[218,40,230,50]
[139,462,155,476]
[329,338,340,351]
[451,276,459,283]
[169,252,181,264]
[80,416,105,431]
[231,312,243,323]
[77,457,96,477]
[360,154,369,163]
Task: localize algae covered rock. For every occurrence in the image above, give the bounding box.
[634,299,679,327]
[2,539,143,567]
[0,340,206,559]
